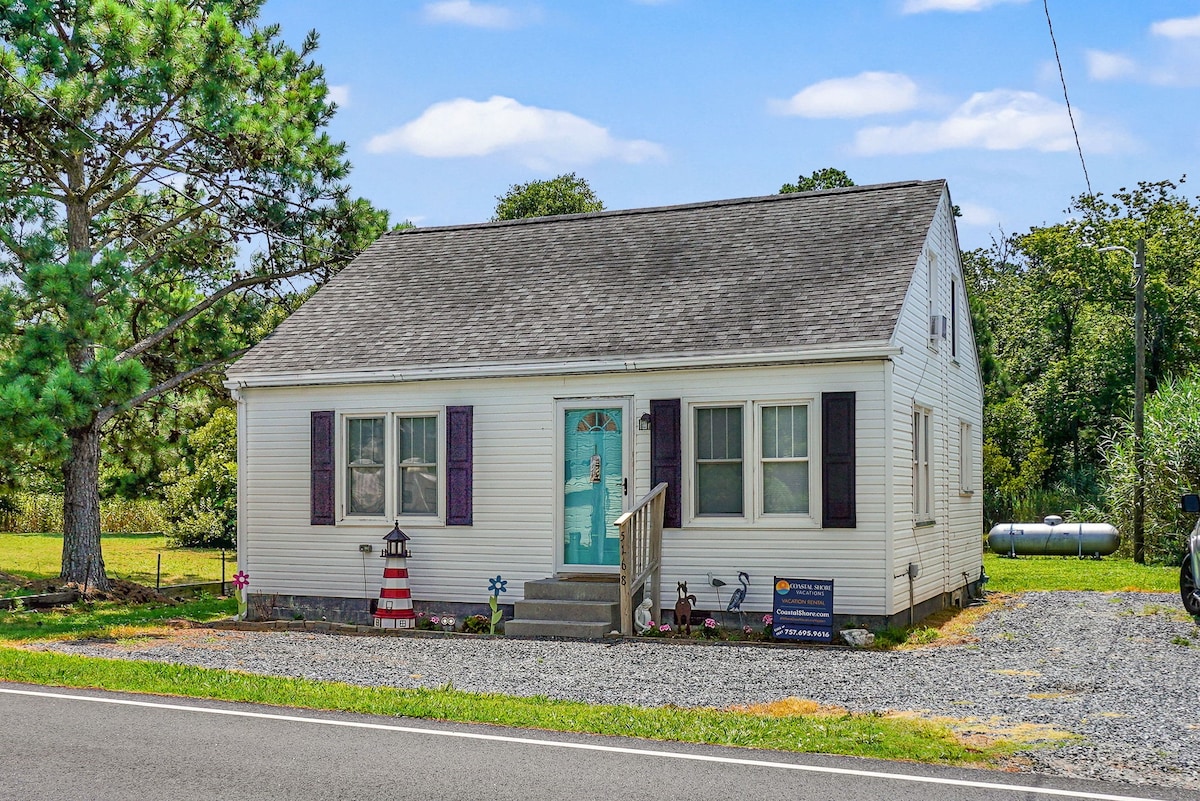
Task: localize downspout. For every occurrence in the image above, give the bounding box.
[231,385,248,604]
[883,357,896,620]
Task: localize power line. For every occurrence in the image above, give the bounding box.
[0,61,347,262]
[1043,0,1092,196]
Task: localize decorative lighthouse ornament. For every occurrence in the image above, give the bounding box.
[374,523,416,629]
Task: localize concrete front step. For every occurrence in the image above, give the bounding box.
[505,577,623,638]
[504,618,618,639]
[522,577,620,603]
[515,598,619,624]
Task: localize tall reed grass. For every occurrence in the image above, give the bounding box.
[0,493,166,534]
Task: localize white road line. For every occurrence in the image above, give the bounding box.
[0,686,1170,801]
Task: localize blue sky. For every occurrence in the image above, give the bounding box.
[261,0,1200,251]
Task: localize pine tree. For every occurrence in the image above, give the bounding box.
[0,0,387,590]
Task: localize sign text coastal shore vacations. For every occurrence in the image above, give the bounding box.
[772,577,834,643]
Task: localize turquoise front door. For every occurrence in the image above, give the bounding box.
[563,407,625,567]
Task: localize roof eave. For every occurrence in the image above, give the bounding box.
[224,343,902,390]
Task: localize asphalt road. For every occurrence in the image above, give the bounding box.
[0,683,1189,801]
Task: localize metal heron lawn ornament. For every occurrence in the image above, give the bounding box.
[726,572,749,623]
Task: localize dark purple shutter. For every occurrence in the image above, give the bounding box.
[650,399,682,528]
[310,410,335,526]
[822,392,856,528]
[446,405,473,525]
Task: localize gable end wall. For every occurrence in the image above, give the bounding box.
[888,188,985,613]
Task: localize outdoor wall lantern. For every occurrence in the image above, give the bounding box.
[638,412,653,431]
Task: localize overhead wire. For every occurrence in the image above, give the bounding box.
[1043,0,1093,196]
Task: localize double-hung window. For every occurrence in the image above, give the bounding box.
[760,404,809,515]
[344,413,441,520]
[913,408,933,522]
[959,420,973,494]
[347,417,386,516]
[398,416,438,515]
[692,401,815,520]
[695,406,743,516]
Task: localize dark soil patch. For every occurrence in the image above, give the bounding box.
[0,571,174,605]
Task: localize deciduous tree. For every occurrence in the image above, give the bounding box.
[779,167,855,194]
[493,173,604,220]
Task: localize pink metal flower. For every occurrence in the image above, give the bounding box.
[430,615,440,625]
[659,624,671,633]
[704,617,717,629]
[762,613,773,626]
[232,571,250,589]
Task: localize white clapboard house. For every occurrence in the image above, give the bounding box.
[224,180,984,636]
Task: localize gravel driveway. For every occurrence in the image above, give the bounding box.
[42,591,1200,791]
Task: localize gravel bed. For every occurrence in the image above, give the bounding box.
[41,591,1200,790]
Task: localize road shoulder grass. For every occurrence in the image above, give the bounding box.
[0,644,1022,766]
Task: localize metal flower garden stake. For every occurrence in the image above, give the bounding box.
[232,570,250,620]
[487,575,507,634]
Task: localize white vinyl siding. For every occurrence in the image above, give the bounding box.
[237,360,892,617]
[889,188,984,613]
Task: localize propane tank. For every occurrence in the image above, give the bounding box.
[988,516,1120,558]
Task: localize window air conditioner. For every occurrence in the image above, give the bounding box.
[929,314,948,340]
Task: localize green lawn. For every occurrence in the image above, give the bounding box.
[983,551,1179,593]
[0,596,236,641]
[0,531,232,588]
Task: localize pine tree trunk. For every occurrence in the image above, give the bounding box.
[60,421,110,592]
[59,160,110,592]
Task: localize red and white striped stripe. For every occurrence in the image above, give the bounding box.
[374,556,415,629]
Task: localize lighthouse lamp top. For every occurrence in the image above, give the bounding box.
[382,523,411,558]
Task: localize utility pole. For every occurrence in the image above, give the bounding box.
[1133,238,1146,564]
[1097,239,1147,563]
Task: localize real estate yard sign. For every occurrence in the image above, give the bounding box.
[773,578,834,642]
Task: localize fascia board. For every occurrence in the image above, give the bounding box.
[223,344,903,389]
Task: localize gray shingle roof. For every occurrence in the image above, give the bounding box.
[228,180,946,379]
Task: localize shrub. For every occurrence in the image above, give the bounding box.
[162,407,237,547]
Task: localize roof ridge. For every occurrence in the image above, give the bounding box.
[387,179,943,236]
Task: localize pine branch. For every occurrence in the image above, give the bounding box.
[92,194,221,254]
[88,130,198,216]
[97,348,250,426]
[114,264,315,363]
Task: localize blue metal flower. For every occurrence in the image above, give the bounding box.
[488,575,508,597]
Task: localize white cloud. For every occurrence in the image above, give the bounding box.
[421,1,530,29]
[955,201,1001,228]
[326,85,350,107]
[1150,13,1200,39]
[769,72,919,118]
[853,89,1124,155]
[901,0,1027,13]
[366,96,665,168]
[1085,50,1137,81]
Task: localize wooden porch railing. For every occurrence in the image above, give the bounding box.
[615,482,667,636]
